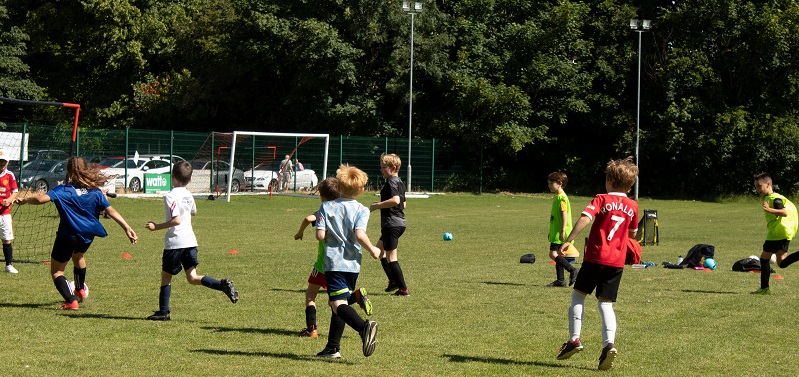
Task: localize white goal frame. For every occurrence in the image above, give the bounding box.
[226,131,330,202]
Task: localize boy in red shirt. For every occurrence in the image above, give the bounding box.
[555,157,639,371]
[0,150,20,273]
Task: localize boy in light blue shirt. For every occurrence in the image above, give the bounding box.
[315,164,381,358]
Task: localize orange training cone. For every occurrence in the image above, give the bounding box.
[228,249,239,255]
[121,253,133,259]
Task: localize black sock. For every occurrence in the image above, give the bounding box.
[555,264,565,282]
[54,275,74,302]
[555,256,576,273]
[326,311,345,349]
[200,276,222,290]
[380,258,394,282]
[336,304,366,332]
[2,243,12,265]
[73,267,86,291]
[779,251,799,268]
[389,261,407,290]
[159,285,171,313]
[306,305,317,329]
[760,258,770,289]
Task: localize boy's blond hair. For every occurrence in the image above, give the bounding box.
[336,164,368,198]
[380,153,402,170]
[606,157,638,192]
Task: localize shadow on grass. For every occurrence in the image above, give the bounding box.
[271,288,307,294]
[67,312,165,321]
[0,301,56,309]
[680,289,739,294]
[481,281,526,287]
[443,354,591,370]
[192,349,354,364]
[201,326,297,336]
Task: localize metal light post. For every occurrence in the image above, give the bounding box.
[630,18,650,201]
[403,1,422,192]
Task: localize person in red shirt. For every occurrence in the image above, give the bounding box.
[554,157,639,371]
[0,150,20,274]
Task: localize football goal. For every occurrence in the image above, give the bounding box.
[225,131,330,202]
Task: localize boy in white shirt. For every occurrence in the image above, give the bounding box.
[145,161,238,320]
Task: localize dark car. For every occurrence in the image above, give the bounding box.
[18,159,67,192]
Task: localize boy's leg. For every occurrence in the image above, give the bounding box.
[148,271,174,320]
[597,300,618,371]
[182,248,238,302]
[557,289,585,360]
[754,248,775,294]
[301,283,322,337]
[378,239,397,290]
[3,241,16,273]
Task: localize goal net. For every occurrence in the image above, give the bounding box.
[0,97,82,263]
[224,131,330,202]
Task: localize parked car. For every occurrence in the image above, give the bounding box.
[18,159,67,192]
[98,156,174,192]
[244,161,319,191]
[188,160,245,193]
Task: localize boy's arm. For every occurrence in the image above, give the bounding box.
[315,228,326,241]
[105,206,138,244]
[145,215,181,231]
[560,209,569,242]
[369,195,401,212]
[295,214,317,240]
[558,215,591,255]
[355,228,380,259]
[628,229,637,239]
[763,201,789,217]
[15,194,51,205]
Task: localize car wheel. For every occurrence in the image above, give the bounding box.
[129,177,141,192]
[35,179,49,192]
[230,179,240,193]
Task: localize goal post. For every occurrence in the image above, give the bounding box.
[227,131,330,202]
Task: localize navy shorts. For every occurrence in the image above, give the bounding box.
[763,240,790,253]
[51,235,92,263]
[380,226,406,251]
[573,261,624,302]
[162,247,200,275]
[325,271,358,301]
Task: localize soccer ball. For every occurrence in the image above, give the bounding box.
[771,254,777,265]
[443,232,453,241]
[703,258,717,270]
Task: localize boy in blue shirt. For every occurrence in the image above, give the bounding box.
[315,164,381,358]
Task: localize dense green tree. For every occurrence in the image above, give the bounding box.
[0,5,42,100]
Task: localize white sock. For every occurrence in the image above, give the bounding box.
[568,290,586,342]
[598,301,616,346]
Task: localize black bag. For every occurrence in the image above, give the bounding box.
[732,257,775,273]
[636,209,660,245]
[680,244,715,268]
[520,253,536,264]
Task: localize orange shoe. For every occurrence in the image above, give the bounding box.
[76,284,89,303]
[298,327,318,338]
[59,301,79,310]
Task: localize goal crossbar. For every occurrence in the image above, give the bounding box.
[228,131,330,202]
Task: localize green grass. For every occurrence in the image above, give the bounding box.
[2,193,795,376]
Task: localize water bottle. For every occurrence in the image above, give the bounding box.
[677,255,684,264]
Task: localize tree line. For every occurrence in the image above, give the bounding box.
[1,0,798,197]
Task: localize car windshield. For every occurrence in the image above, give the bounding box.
[191,161,208,170]
[99,158,145,169]
[22,159,61,172]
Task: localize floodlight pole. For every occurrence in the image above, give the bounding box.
[403,1,422,192]
[630,19,650,201]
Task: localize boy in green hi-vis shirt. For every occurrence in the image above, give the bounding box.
[752,172,799,295]
[546,172,579,287]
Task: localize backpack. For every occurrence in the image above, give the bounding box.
[680,244,715,268]
[520,253,536,264]
[732,257,775,273]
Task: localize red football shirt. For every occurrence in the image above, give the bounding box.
[0,170,18,215]
[581,192,639,268]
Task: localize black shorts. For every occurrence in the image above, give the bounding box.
[380,226,406,251]
[573,261,624,302]
[51,235,92,263]
[763,240,790,253]
[162,247,200,275]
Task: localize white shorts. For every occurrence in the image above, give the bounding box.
[0,214,13,241]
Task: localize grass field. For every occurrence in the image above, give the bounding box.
[2,192,797,376]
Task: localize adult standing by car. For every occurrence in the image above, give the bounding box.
[280,155,294,192]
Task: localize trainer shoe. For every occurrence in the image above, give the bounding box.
[361,320,378,357]
[751,287,771,295]
[547,280,567,287]
[384,280,399,292]
[569,268,580,287]
[556,338,583,360]
[316,346,341,358]
[59,301,79,311]
[298,327,319,338]
[393,288,410,297]
[355,287,373,315]
[221,279,239,303]
[146,310,171,321]
[5,265,17,274]
[598,342,618,370]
